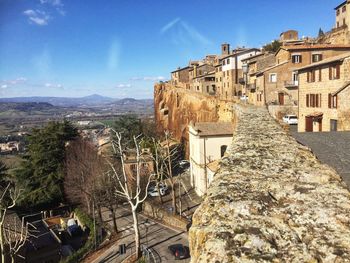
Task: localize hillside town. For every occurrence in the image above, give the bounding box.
[161,1,350,197]
[0,1,350,263]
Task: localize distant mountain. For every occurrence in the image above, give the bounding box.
[0,102,56,112]
[0,94,116,107]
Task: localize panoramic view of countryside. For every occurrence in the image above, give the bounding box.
[0,0,350,262]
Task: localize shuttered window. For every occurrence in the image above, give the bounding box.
[306,94,309,107]
[328,93,332,108]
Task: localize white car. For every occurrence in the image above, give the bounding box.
[240,95,248,101]
[148,183,168,197]
[283,115,298,125]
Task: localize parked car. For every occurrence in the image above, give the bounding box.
[179,160,190,169]
[168,244,190,260]
[240,95,248,101]
[283,114,298,125]
[148,182,168,197]
[66,219,82,237]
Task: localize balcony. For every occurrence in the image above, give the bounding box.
[247,83,256,90]
[284,80,298,88]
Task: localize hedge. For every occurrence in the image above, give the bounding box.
[60,208,97,263]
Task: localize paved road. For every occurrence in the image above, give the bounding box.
[91,206,190,263]
[290,127,350,187]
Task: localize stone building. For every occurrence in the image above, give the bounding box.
[189,63,216,92]
[215,47,261,100]
[241,52,276,106]
[189,122,233,196]
[191,71,216,95]
[170,66,191,89]
[335,0,350,29]
[297,52,350,132]
[253,44,350,114]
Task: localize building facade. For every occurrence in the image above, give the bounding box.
[335,0,350,29]
[297,52,350,132]
[189,122,233,196]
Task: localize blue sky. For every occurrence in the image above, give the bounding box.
[0,0,342,99]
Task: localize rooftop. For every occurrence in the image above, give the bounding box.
[334,1,347,10]
[191,122,233,136]
[279,44,350,52]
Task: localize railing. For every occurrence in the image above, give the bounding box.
[247,83,256,90]
[284,80,298,88]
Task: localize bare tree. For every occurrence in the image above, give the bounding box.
[0,183,30,263]
[64,138,104,221]
[109,132,153,259]
[163,131,180,215]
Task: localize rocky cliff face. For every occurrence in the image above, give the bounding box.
[154,83,233,153]
[189,105,350,262]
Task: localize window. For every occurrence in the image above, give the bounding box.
[328,93,338,108]
[329,64,340,80]
[292,54,302,63]
[223,60,226,65]
[312,54,323,63]
[306,93,322,108]
[307,70,316,82]
[343,18,346,26]
[220,145,228,157]
[269,73,277,83]
[227,58,230,64]
[337,9,340,16]
[343,5,346,12]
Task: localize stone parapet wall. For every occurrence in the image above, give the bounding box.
[189,104,350,262]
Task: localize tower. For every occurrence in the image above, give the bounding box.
[221,43,230,56]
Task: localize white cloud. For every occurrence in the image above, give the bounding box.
[45,83,63,89]
[160,17,180,33]
[1,77,27,86]
[116,84,132,88]
[107,39,121,71]
[130,76,166,81]
[40,0,62,6]
[160,18,212,46]
[23,9,50,26]
[1,85,8,89]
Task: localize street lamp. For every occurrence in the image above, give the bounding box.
[242,63,249,103]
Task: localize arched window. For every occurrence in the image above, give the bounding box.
[220,145,227,157]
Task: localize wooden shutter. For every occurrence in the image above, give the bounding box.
[306,94,309,107]
[316,94,319,107]
[307,72,310,82]
[319,94,322,108]
[335,95,338,108]
[329,67,332,80]
[299,55,302,63]
[336,64,340,79]
[319,68,322,81]
[328,93,332,108]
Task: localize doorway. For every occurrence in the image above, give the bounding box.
[305,116,313,132]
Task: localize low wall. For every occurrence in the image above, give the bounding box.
[143,201,189,231]
[267,104,298,120]
[189,104,350,262]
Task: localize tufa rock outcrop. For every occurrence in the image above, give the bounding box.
[189,104,350,262]
[154,83,233,155]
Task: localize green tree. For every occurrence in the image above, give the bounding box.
[0,161,8,187]
[112,115,142,145]
[14,121,77,209]
[263,40,282,53]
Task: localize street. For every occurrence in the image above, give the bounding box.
[89,206,190,263]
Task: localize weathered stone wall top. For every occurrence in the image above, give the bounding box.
[189,105,350,262]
